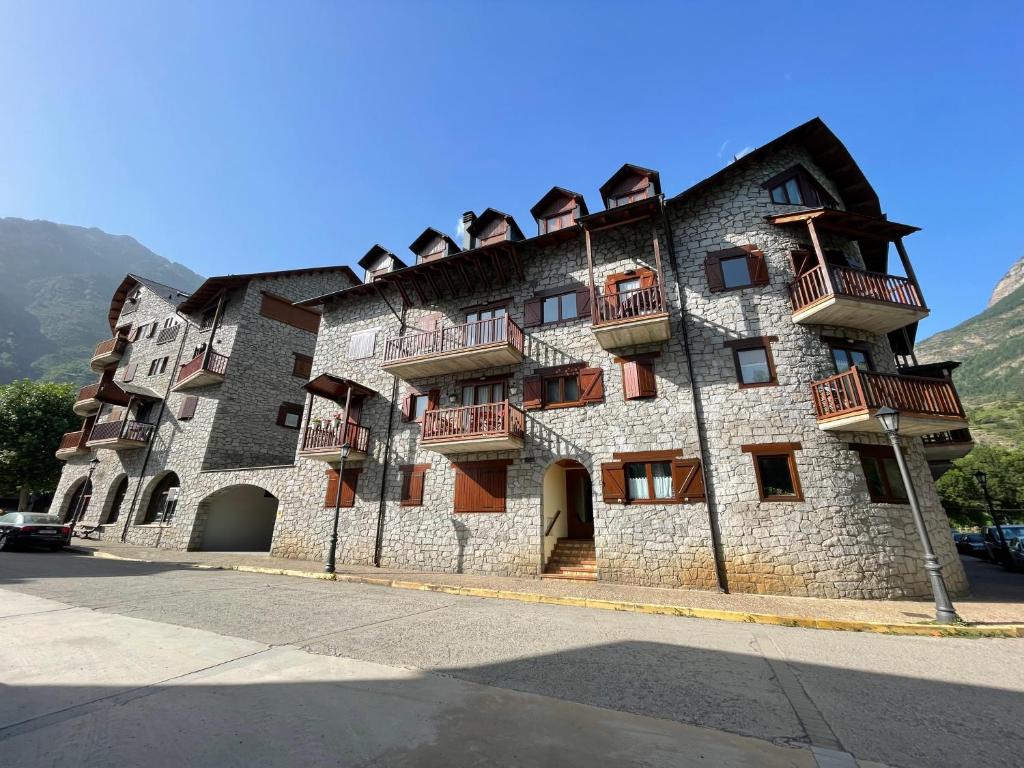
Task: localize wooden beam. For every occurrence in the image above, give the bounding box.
[409,276,429,305]
[424,269,444,300]
[584,227,597,318]
[456,260,474,292]
[894,237,927,309]
[392,278,413,307]
[507,245,525,280]
[437,264,458,296]
[491,248,507,282]
[805,218,835,297]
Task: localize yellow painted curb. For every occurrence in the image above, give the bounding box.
[71,547,1024,638]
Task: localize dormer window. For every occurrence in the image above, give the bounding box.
[542,211,574,234]
[608,188,649,208]
[410,228,460,264]
[530,187,589,237]
[465,209,524,249]
[599,164,661,210]
[358,245,406,283]
[763,166,838,208]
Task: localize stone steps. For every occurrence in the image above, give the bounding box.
[543,538,597,581]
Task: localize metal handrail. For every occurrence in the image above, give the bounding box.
[544,509,562,537]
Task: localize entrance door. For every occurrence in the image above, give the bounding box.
[565,468,594,539]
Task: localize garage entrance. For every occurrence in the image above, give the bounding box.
[195,485,278,552]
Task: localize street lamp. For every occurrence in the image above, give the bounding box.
[874,407,959,624]
[70,457,101,537]
[974,470,1007,563]
[324,441,352,574]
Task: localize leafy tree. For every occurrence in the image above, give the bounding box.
[936,444,1024,527]
[0,379,79,510]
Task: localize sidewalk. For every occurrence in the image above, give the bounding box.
[68,539,1024,636]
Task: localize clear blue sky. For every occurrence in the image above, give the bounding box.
[1,1,1020,336]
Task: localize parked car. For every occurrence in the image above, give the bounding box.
[0,512,70,551]
[983,525,1024,566]
[1007,538,1024,573]
[957,532,989,558]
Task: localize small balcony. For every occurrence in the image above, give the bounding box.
[298,421,370,463]
[922,428,975,462]
[421,401,526,455]
[810,368,968,436]
[382,316,524,379]
[55,430,90,460]
[86,419,155,450]
[173,350,229,391]
[90,337,128,371]
[73,383,103,416]
[789,266,928,334]
[591,284,670,349]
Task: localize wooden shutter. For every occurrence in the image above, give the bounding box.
[178,395,198,421]
[704,255,725,292]
[671,458,705,502]
[293,353,313,378]
[453,460,509,513]
[748,249,769,286]
[524,297,543,326]
[789,249,816,277]
[400,393,413,422]
[400,464,429,506]
[579,366,604,403]
[323,467,360,508]
[601,462,626,503]
[522,376,542,410]
[623,360,657,400]
[420,312,441,332]
[123,362,137,383]
[427,389,440,411]
[638,268,656,290]
[575,288,592,318]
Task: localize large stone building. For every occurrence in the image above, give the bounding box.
[53,118,972,599]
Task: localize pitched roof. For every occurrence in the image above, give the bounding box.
[107,273,192,332]
[177,265,359,315]
[529,186,589,219]
[357,244,407,271]
[467,208,525,242]
[598,163,662,206]
[409,227,461,258]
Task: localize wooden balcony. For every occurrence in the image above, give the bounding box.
[789,266,928,333]
[298,421,370,463]
[421,401,526,455]
[90,337,128,371]
[55,430,90,460]
[922,428,974,462]
[73,383,103,416]
[173,350,229,391]
[86,419,154,450]
[810,368,968,436]
[382,316,524,379]
[591,285,670,349]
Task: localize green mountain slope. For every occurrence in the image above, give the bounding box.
[0,218,204,386]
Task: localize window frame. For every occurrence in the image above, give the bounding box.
[542,372,582,408]
[741,443,804,502]
[851,444,908,503]
[761,165,838,209]
[292,353,313,379]
[705,245,769,293]
[277,402,304,430]
[622,460,674,502]
[725,336,779,388]
[824,337,875,374]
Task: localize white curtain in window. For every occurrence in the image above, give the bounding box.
[626,464,649,499]
[651,463,672,499]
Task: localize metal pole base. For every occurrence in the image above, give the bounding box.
[924,555,959,624]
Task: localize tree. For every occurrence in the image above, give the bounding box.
[936,444,1024,527]
[0,379,79,510]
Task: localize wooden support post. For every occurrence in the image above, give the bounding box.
[894,237,926,308]
[651,220,667,310]
[303,391,314,449]
[584,227,597,322]
[805,218,835,296]
[204,289,227,368]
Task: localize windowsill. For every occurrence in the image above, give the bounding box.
[541,401,587,411]
[133,523,173,528]
[738,381,778,389]
[714,283,761,294]
[868,498,909,505]
[758,496,804,503]
[535,317,585,330]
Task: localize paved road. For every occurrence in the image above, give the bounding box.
[1,552,1021,767]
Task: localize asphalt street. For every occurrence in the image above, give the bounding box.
[1,550,1021,767]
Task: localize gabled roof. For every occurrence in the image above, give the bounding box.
[177,265,359,315]
[409,227,461,258]
[357,244,407,271]
[529,186,589,219]
[466,208,525,242]
[599,163,661,206]
[108,273,192,332]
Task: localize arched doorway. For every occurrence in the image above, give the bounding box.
[195,485,278,552]
[541,460,595,580]
[142,472,180,524]
[104,475,129,524]
[64,478,93,523]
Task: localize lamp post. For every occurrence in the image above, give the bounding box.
[70,457,101,537]
[974,470,1007,564]
[324,441,352,574]
[874,407,958,624]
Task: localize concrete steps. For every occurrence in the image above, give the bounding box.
[543,538,597,581]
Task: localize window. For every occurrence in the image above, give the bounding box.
[543,292,578,324]
[725,337,778,387]
[742,444,803,501]
[143,473,180,524]
[148,357,169,376]
[541,211,574,234]
[178,395,198,421]
[453,460,510,513]
[624,461,673,500]
[609,188,648,208]
[601,452,705,504]
[525,287,589,327]
[400,464,430,506]
[544,374,580,406]
[276,402,303,429]
[465,306,507,345]
[523,366,603,410]
[347,329,377,360]
[620,356,658,400]
[292,353,313,379]
[830,342,873,373]
[410,394,429,420]
[852,445,908,503]
[323,467,360,508]
[403,389,438,422]
[705,246,769,292]
[763,166,838,208]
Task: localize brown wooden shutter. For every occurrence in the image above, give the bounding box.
[401,393,413,422]
[454,461,509,513]
[601,462,626,503]
[400,464,429,506]
[293,353,313,378]
[123,362,137,383]
[622,361,640,400]
[420,312,441,332]
[323,467,360,508]
[705,255,725,292]
[522,376,542,410]
[671,458,705,502]
[579,366,604,403]
[748,249,769,286]
[575,288,592,318]
[623,360,657,400]
[427,389,440,411]
[178,395,198,420]
[524,297,543,326]
[638,268,656,290]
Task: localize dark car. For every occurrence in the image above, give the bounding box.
[957,532,988,558]
[984,525,1024,565]
[0,512,71,551]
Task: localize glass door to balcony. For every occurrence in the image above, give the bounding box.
[465,307,506,347]
[830,345,873,373]
[460,381,505,435]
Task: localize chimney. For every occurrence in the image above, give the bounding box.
[461,211,476,250]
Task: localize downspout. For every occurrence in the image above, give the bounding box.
[659,197,728,593]
[373,284,407,566]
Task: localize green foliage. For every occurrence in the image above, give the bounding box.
[964,397,1024,449]
[0,379,80,500]
[936,444,1024,527]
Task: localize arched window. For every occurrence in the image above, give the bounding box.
[65,478,93,523]
[143,473,180,524]
[105,476,129,524]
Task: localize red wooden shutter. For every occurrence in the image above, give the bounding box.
[575,288,592,318]
[748,249,769,286]
[623,360,657,400]
[704,255,725,292]
[454,461,509,513]
[671,458,705,502]
[522,376,542,410]
[123,362,137,383]
[622,361,640,400]
[638,268,656,290]
[324,468,338,507]
[427,389,440,411]
[524,298,543,326]
[401,393,413,422]
[601,462,626,503]
[579,366,604,403]
[178,395,198,420]
[400,464,428,506]
[323,467,360,508]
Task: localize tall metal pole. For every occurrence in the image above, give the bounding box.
[325,386,352,574]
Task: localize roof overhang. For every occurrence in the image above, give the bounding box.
[177,266,359,315]
[303,374,377,402]
[580,196,661,232]
[765,208,919,241]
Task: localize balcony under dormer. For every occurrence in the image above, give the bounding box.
[173,350,229,391]
[90,337,128,371]
[381,316,525,379]
[590,283,671,349]
[420,401,525,455]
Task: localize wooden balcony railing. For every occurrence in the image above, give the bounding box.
[177,350,229,383]
[383,316,524,363]
[92,337,127,360]
[88,419,155,444]
[301,421,370,454]
[76,383,101,402]
[58,430,87,452]
[921,428,974,445]
[811,368,965,421]
[593,284,665,325]
[789,265,924,313]
[422,401,526,442]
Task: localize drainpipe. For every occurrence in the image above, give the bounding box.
[373,285,407,566]
[659,198,728,593]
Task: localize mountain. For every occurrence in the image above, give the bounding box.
[917,256,1024,448]
[0,218,204,386]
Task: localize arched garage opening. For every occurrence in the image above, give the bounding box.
[62,477,93,523]
[195,485,278,552]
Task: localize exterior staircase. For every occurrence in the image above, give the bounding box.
[542,538,597,581]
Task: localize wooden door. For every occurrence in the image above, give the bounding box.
[565,468,594,539]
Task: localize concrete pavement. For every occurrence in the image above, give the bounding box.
[2,550,1022,767]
